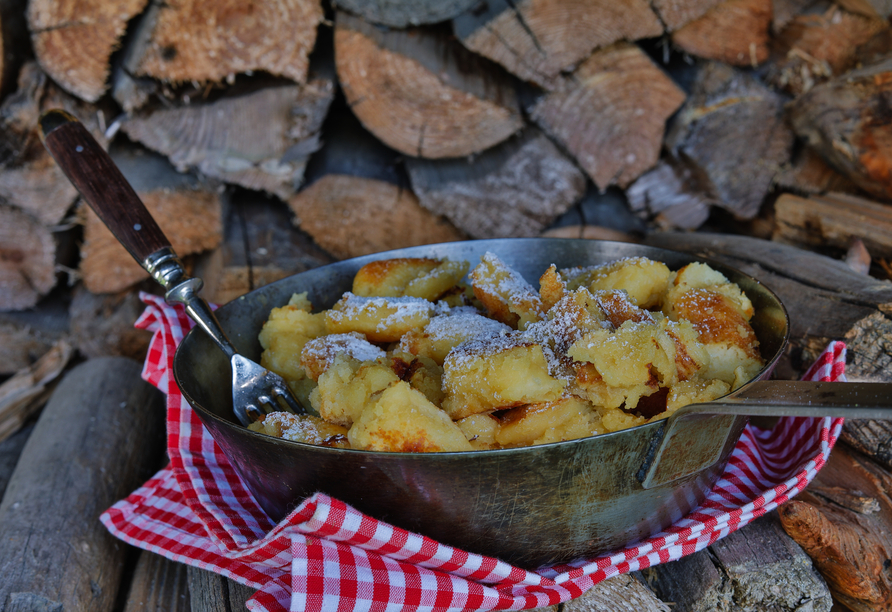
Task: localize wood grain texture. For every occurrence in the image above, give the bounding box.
[453,0,663,89]
[0,299,69,376]
[671,0,772,66]
[651,0,723,32]
[0,357,166,612]
[123,551,190,612]
[775,146,862,197]
[530,42,685,190]
[69,285,153,360]
[335,12,523,159]
[28,0,149,101]
[564,574,669,611]
[626,158,713,230]
[333,0,478,27]
[406,128,586,238]
[0,204,56,310]
[187,567,256,612]
[0,422,32,502]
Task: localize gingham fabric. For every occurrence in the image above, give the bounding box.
[101,293,847,612]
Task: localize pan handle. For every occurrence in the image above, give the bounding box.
[639,380,892,489]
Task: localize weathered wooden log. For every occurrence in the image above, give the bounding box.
[123,0,323,87]
[120,79,334,200]
[766,4,885,96]
[773,192,892,260]
[122,551,190,612]
[335,12,523,159]
[642,512,833,611]
[671,0,772,66]
[836,0,892,19]
[77,144,224,294]
[0,356,166,612]
[27,0,149,102]
[775,145,862,196]
[565,575,668,611]
[0,298,69,375]
[778,443,892,612]
[187,567,255,612]
[333,0,478,27]
[405,128,586,239]
[193,189,334,306]
[530,42,685,191]
[651,0,723,32]
[626,158,713,230]
[0,204,57,311]
[69,284,153,360]
[0,422,31,502]
[789,57,892,202]
[665,61,794,219]
[452,0,663,90]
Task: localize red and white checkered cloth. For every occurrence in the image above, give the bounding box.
[101,293,846,612]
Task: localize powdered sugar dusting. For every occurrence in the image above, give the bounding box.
[329,293,434,332]
[302,332,385,364]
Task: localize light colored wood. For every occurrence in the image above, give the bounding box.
[530,42,685,191]
[666,61,794,219]
[626,158,713,230]
[767,4,886,95]
[789,57,892,202]
[128,0,323,85]
[28,0,149,102]
[406,129,586,239]
[671,0,772,66]
[564,574,669,611]
[650,0,723,32]
[120,80,334,199]
[0,204,56,310]
[773,192,892,260]
[333,0,478,27]
[0,357,166,612]
[335,11,523,159]
[123,551,190,612]
[453,0,663,89]
[288,174,465,260]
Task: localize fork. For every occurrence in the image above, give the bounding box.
[38,109,305,426]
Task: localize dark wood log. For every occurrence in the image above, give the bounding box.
[766,4,885,96]
[0,0,28,99]
[193,189,334,306]
[836,0,892,19]
[772,0,820,34]
[651,0,723,32]
[564,575,668,611]
[452,0,663,90]
[789,57,892,202]
[406,128,586,239]
[27,0,149,102]
[120,79,334,200]
[0,357,166,612]
[333,0,478,27]
[779,443,892,612]
[626,158,713,230]
[122,551,190,612]
[773,192,892,260]
[0,204,57,311]
[671,0,772,66]
[335,12,524,159]
[775,145,862,196]
[0,422,32,502]
[642,512,833,611]
[187,567,255,612]
[665,61,794,219]
[123,0,323,87]
[529,42,686,191]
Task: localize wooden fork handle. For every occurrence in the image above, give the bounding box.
[38,109,171,266]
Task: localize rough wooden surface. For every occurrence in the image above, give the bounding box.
[406,128,586,239]
[0,357,166,612]
[69,285,153,360]
[671,0,772,66]
[0,204,56,311]
[122,551,190,612]
[187,567,256,612]
[626,158,713,230]
[0,299,69,375]
[335,12,523,159]
[333,0,478,27]
[565,574,669,611]
[651,0,723,32]
[530,42,686,190]
[775,146,862,196]
[0,421,31,501]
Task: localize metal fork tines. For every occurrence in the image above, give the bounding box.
[231,355,304,425]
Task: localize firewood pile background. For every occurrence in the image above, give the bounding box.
[2,0,892,609]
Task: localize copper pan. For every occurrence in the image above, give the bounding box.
[173,238,892,569]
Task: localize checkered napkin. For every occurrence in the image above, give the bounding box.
[101,293,847,612]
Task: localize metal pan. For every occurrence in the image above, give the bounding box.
[173,238,892,569]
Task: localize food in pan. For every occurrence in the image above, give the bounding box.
[249,254,764,452]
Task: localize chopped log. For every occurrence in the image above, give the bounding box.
[853,26,892,66]
[665,61,794,219]
[671,0,772,66]
[650,0,723,32]
[626,158,713,230]
[193,190,334,306]
[0,339,72,444]
[333,0,479,27]
[642,512,833,611]
[789,57,892,202]
[335,12,523,159]
[773,192,892,260]
[405,128,586,239]
[774,145,862,196]
[643,232,892,377]
[771,0,818,33]
[836,0,892,19]
[187,567,256,612]
[69,284,153,360]
[0,357,166,612]
[766,4,886,96]
[124,0,323,86]
[778,443,892,612]
[77,144,224,294]
[0,204,57,311]
[27,0,149,102]
[120,79,334,200]
[0,298,69,375]
[122,552,190,612]
[0,422,32,501]
[565,574,668,611]
[529,42,686,191]
[452,0,663,90]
